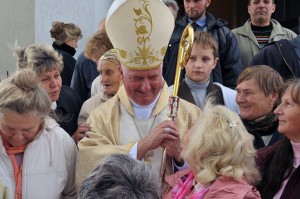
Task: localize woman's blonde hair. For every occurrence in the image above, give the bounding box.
[0,69,51,119]
[184,102,260,185]
[15,44,63,75]
[50,21,82,45]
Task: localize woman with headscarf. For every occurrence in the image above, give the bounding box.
[78,49,123,125]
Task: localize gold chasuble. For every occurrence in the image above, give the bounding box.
[76,84,200,189]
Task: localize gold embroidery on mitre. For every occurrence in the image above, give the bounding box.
[118,0,167,70]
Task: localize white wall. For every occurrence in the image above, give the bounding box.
[0,0,35,80]
[0,0,113,80]
[35,0,113,58]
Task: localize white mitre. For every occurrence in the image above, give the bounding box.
[106,0,174,70]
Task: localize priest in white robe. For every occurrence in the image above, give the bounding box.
[76,0,201,189]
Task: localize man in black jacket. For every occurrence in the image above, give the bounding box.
[163,0,243,89]
[251,36,300,80]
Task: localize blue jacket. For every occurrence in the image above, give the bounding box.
[70,52,99,103]
[251,35,300,80]
[163,12,243,89]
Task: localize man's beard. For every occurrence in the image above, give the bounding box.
[186,10,205,20]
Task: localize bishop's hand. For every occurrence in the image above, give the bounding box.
[137,120,179,160]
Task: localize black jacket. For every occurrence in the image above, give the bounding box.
[251,35,300,80]
[52,42,76,86]
[55,85,82,136]
[163,12,243,89]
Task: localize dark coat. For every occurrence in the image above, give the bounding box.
[251,35,300,80]
[55,85,82,136]
[256,139,300,199]
[163,12,243,89]
[70,52,99,103]
[52,43,76,86]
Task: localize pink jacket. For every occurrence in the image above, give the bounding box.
[164,169,261,199]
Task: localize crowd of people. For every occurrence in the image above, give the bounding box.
[0,0,300,198]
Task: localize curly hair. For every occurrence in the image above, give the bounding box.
[183,102,261,186]
[50,21,82,45]
[84,31,113,62]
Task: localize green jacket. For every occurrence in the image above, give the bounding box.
[232,18,297,68]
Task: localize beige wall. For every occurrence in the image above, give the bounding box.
[0,0,35,80]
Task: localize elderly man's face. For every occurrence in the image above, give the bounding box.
[121,65,164,106]
[248,0,275,26]
[184,0,211,21]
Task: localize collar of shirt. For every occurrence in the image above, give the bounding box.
[51,102,57,110]
[188,15,207,30]
[130,91,161,119]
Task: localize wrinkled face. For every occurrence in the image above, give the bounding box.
[236,78,277,120]
[66,38,79,48]
[121,65,164,106]
[98,60,122,96]
[0,110,43,147]
[185,44,218,83]
[275,89,300,142]
[184,0,211,20]
[248,0,275,26]
[39,69,62,102]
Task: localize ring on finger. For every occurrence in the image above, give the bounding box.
[164,127,171,133]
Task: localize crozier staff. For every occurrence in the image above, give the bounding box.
[76,0,200,188]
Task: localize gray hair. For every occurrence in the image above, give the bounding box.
[15,43,63,75]
[163,0,179,18]
[0,69,51,117]
[79,154,161,199]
